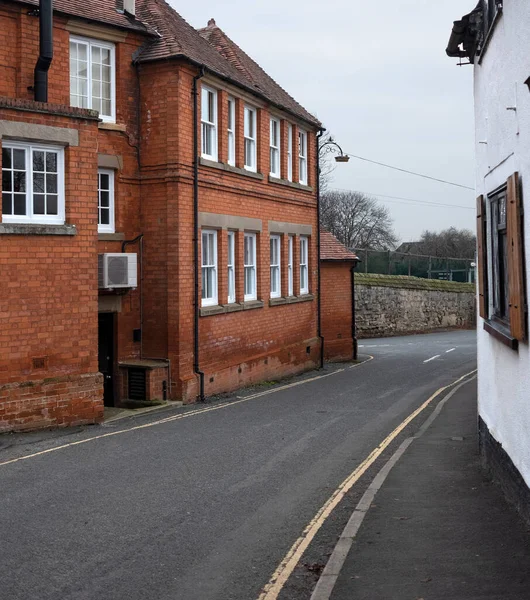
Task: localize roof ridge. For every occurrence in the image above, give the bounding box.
[196,19,318,125]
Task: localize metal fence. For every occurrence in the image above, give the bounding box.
[352,249,476,283]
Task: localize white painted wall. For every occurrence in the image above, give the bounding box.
[474,0,530,486]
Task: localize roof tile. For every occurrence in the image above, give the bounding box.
[320,231,359,261]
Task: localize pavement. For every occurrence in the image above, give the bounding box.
[0,331,482,600]
[323,378,530,600]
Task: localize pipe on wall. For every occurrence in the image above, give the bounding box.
[351,260,360,361]
[34,0,54,103]
[193,67,206,402]
[316,128,326,369]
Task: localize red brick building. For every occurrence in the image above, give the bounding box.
[320,231,359,362]
[0,0,321,431]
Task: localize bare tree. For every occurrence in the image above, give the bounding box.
[321,190,398,250]
[417,227,476,258]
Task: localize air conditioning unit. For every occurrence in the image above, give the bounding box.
[98,253,137,289]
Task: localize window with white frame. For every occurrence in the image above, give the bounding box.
[2,142,64,224]
[298,129,308,185]
[244,105,257,172]
[270,235,281,298]
[227,97,236,166]
[70,36,115,122]
[270,118,281,178]
[98,169,115,233]
[300,236,309,295]
[244,232,257,301]
[227,230,236,304]
[201,86,218,161]
[288,235,294,296]
[287,125,293,182]
[201,230,218,307]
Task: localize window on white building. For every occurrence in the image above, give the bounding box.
[70,36,115,122]
[300,236,309,295]
[287,235,294,296]
[227,97,236,166]
[244,105,257,172]
[2,142,64,225]
[298,129,308,185]
[201,230,218,307]
[287,125,293,182]
[270,235,281,298]
[201,86,218,161]
[270,118,281,178]
[98,169,115,233]
[244,232,257,301]
[227,230,236,304]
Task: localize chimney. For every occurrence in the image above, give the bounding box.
[34,0,53,103]
[124,0,135,16]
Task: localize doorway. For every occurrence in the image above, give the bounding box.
[98,312,116,407]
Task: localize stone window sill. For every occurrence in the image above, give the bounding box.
[98,232,125,241]
[200,300,264,317]
[0,223,77,236]
[269,294,314,307]
[268,176,313,193]
[483,320,518,350]
[199,157,264,180]
[98,122,126,132]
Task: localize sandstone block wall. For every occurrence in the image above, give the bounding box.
[355,274,476,339]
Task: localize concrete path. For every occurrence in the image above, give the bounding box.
[0,331,477,600]
[326,379,530,600]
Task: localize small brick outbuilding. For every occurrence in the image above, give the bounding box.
[320,231,359,362]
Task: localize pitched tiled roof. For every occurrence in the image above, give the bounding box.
[134,1,320,126]
[197,19,319,126]
[11,0,320,126]
[320,231,359,261]
[12,0,152,33]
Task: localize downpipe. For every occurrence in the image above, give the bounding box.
[316,128,325,369]
[193,67,206,402]
[34,0,53,102]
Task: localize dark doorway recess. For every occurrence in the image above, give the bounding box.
[98,313,116,407]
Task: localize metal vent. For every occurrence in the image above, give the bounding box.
[128,368,146,401]
[107,256,129,286]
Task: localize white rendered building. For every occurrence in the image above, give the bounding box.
[448,0,530,521]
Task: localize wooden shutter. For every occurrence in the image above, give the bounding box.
[506,172,526,341]
[476,195,487,319]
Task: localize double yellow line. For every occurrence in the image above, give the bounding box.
[257,369,477,600]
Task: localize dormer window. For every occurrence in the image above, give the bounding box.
[69,36,116,123]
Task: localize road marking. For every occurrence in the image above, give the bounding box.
[446,348,456,353]
[0,357,375,469]
[256,369,477,600]
[310,375,477,600]
[423,355,441,363]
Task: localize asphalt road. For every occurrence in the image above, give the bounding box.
[0,330,476,600]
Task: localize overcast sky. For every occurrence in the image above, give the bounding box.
[172,0,476,243]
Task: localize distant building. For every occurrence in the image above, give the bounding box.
[447,1,530,522]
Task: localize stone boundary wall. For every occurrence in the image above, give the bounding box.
[355,273,476,339]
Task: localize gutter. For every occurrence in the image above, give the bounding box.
[34,0,53,103]
[193,66,206,402]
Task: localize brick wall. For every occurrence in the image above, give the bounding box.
[321,261,355,362]
[1,4,321,423]
[0,101,103,431]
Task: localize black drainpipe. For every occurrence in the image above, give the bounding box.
[34,0,53,102]
[193,67,206,402]
[316,128,325,369]
[351,259,360,361]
